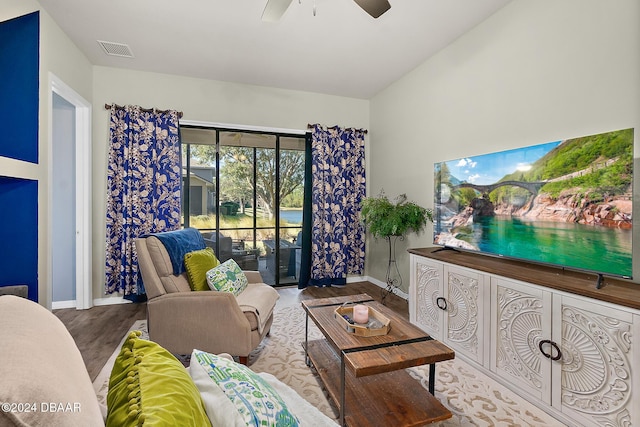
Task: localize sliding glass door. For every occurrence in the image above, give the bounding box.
[181,126,306,286]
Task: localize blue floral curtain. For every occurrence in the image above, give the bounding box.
[105,105,182,297]
[308,124,366,286]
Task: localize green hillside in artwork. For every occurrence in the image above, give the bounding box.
[493,128,633,204]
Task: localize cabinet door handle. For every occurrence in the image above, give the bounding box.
[436,297,447,311]
[538,339,563,361]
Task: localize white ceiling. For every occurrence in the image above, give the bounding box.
[40,0,512,99]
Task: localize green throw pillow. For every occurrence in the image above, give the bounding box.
[184,247,220,291]
[189,349,300,427]
[205,258,248,296]
[106,331,212,427]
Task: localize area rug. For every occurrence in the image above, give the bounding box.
[93,306,566,426]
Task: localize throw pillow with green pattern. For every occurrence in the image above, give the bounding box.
[205,258,248,296]
[189,349,300,427]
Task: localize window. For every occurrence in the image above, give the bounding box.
[181,126,307,286]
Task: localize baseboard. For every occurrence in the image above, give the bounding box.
[93,296,133,306]
[54,297,135,309]
[364,276,409,300]
[51,300,76,310]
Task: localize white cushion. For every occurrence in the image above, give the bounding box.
[0,296,105,427]
[257,372,338,426]
[189,349,300,427]
[206,259,248,295]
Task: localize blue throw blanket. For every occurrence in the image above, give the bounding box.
[151,228,206,275]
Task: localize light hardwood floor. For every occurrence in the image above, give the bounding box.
[54,281,408,381]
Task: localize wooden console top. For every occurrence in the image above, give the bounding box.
[409,247,640,311]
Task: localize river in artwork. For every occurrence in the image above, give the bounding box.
[456,216,632,278]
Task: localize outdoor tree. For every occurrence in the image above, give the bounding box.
[188,144,304,218]
[220,147,253,214]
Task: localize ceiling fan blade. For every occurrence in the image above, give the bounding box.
[353,0,391,18]
[262,0,295,22]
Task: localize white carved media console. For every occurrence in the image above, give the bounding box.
[408,248,640,427]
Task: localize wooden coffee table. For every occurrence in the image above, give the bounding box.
[302,294,455,427]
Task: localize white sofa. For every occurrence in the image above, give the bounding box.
[0,295,337,426]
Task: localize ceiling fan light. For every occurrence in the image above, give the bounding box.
[353,0,391,19]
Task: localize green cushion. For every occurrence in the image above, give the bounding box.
[106,331,212,427]
[184,247,220,291]
[205,258,248,296]
[189,349,300,427]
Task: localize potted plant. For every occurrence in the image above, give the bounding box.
[360,191,433,302]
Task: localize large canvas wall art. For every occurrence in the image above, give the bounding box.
[433,128,634,279]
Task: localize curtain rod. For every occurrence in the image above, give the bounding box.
[307,123,368,134]
[104,103,183,118]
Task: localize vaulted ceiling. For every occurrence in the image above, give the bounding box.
[40,0,512,99]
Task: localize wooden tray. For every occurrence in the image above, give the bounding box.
[334,305,391,336]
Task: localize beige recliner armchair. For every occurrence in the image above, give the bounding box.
[135,235,279,364]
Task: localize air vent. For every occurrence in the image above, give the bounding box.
[97,40,134,58]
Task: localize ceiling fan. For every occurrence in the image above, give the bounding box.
[262,0,391,22]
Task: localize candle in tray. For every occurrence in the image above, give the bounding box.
[353,304,369,324]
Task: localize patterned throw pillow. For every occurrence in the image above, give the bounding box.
[189,350,300,427]
[184,247,220,291]
[205,258,248,296]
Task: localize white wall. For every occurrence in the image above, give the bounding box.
[369,0,640,292]
[91,67,370,301]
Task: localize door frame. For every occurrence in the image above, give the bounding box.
[48,73,92,309]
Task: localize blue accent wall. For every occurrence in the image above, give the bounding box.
[0,11,40,301]
[0,177,38,301]
[0,11,39,163]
